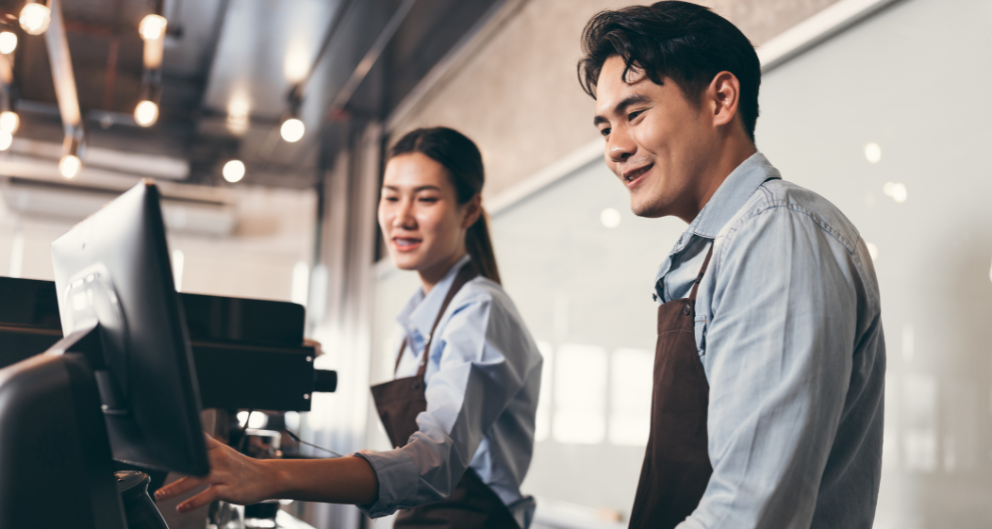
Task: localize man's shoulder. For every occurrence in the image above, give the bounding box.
[730,178,861,255]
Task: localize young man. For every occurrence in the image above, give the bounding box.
[578,3,884,528]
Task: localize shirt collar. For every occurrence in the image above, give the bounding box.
[655,153,779,288]
[396,254,472,349]
[690,152,779,239]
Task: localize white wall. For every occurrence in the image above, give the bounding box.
[0,184,316,303]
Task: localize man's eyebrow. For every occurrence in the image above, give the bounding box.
[593,94,652,126]
[382,184,441,192]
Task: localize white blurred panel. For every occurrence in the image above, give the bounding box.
[609,348,653,447]
[553,344,607,444]
[534,340,554,442]
[759,0,992,524]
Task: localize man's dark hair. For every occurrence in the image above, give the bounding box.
[578,1,761,142]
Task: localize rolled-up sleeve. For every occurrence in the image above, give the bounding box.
[680,205,859,528]
[357,293,533,518]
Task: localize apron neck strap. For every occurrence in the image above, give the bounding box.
[394,261,480,376]
[688,244,715,301]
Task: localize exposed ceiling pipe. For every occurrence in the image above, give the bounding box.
[288,0,360,103]
[289,0,419,168]
[102,37,119,111]
[44,0,81,133]
[251,0,360,166]
[328,0,418,113]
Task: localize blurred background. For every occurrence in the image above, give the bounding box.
[1,0,989,527]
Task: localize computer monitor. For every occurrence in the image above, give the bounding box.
[0,180,209,527]
[50,179,209,475]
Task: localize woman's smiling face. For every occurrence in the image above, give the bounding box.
[378,152,470,279]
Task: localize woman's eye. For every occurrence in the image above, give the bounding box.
[382,195,399,202]
[418,197,438,203]
[599,127,611,137]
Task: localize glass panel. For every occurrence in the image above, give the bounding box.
[369,0,992,523]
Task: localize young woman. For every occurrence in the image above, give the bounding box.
[156,127,543,529]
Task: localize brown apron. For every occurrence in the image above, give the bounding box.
[370,263,520,529]
[628,246,715,529]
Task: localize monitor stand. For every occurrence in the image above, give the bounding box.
[0,325,167,528]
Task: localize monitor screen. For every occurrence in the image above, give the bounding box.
[51,180,209,476]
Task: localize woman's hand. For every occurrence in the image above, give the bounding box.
[155,434,284,513]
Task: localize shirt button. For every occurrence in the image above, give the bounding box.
[682,304,691,315]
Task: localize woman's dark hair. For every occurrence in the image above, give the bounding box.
[578,1,761,142]
[389,127,501,285]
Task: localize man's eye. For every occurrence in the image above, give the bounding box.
[628,110,644,121]
[600,127,611,137]
[382,196,399,202]
[418,197,438,203]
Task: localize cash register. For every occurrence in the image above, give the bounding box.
[0,181,335,528]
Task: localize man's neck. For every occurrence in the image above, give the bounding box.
[679,139,757,224]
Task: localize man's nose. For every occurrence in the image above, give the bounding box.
[607,128,636,163]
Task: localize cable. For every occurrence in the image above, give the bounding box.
[284,429,345,458]
[236,409,253,454]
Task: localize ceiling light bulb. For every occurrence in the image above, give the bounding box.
[134,100,159,127]
[0,32,17,55]
[59,154,81,179]
[139,14,168,41]
[280,118,305,143]
[0,111,19,134]
[223,160,245,183]
[0,131,12,151]
[19,3,51,36]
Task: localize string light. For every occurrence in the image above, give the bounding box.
[0,32,17,55]
[223,160,245,183]
[134,100,159,127]
[138,15,168,41]
[60,132,84,179]
[140,14,167,69]
[0,111,18,134]
[19,3,51,35]
[59,154,81,179]
[280,118,305,143]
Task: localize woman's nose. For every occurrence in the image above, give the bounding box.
[393,199,416,228]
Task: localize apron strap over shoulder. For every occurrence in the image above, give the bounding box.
[393,261,480,377]
[688,245,715,301]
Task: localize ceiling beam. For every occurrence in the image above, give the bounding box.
[45,0,82,133]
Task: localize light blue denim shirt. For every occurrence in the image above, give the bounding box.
[656,153,885,529]
[357,256,542,528]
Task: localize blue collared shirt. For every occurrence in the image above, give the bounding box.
[357,256,542,528]
[656,154,885,529]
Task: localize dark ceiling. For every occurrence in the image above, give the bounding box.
[0,0,503,189]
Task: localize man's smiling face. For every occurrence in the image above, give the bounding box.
[594,56,716,221]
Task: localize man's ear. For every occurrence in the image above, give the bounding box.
[461,194,483,229]
[708,71,741,130]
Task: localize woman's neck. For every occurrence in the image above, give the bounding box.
[418,251,467,295]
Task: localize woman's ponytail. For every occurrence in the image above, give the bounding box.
[389,127,501,284]
[465,210,501,285]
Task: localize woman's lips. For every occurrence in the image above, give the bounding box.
[392,237,422,252]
